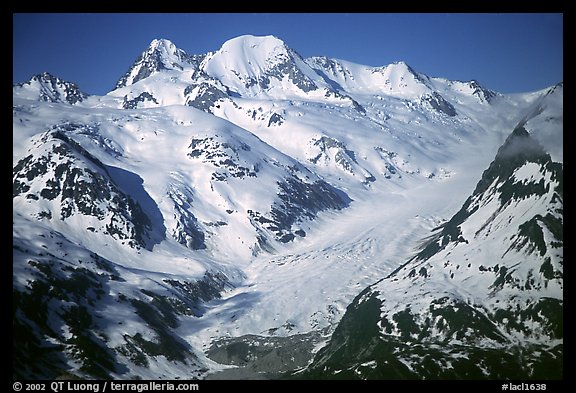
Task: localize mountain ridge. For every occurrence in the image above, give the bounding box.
[301,118,562,379]
[14,72,88,105]
[13,35,562,380]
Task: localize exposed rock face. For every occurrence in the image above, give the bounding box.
[302,127,563,380]
[14,72,88,104]
[12,35,562,381]
[13,127,153,250]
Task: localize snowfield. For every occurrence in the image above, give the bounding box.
[13,35,562,379]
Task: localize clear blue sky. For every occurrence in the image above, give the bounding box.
[13,13,563,95]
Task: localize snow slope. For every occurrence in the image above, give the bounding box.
[303,100,563,379]
[13,72,88,104]
[13,35,562,379]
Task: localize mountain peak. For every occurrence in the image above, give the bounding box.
[354,60,432,97]
[203,34,320,97]
[494,126,547,163]
[220,34,287,51]
[149,38,177,50]
[146,38,188,61]
[13,34,563,380]
[13,72,87,104]
[213,34,293,67]
[114,38,191,90]
[470,125,549,203]
[386,61,415,74]
[35,71,57,80]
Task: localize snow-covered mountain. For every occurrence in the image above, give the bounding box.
[301,93,563,379]
[13,35,562,379]
[13,72,88,104]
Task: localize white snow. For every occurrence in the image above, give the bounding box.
[12,34,563,378]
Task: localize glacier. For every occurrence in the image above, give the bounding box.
[13,35,562,380]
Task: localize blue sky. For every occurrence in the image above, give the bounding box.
[13,13,563,95]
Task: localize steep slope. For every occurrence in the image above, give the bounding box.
[109,39,210,109]
[108,35,354,112]
[14,86,350,258]
[115,38,203,89]
[13,35,562,380]
[13,125,156,250]
[105,35,523,190]
[12,113,237,378]
[306,57,432,97]
[302,112,563,379]
[13,78,350,378]
[13,212,230,379]
[202,35,331,100]
[13,72,88,104]
[519,83,563,162]
[306,57,457,117]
